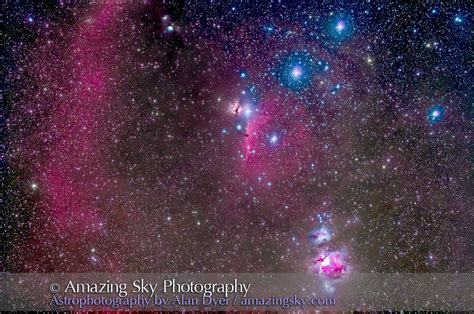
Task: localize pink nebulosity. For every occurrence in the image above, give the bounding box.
[38,3,118,234]
[311,250,349,280]
[10,2,129,271]
[240,93,315,183]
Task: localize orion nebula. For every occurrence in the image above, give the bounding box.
[311,250,350,280]
[2,0,472,279]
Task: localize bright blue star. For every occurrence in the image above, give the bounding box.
[430,7,440,15]
[263,24,275,35]
[244,107,252,117]
[269,133,279,144]
[330,83,342,95]
[327,14,354,41]
[454,15,464,24]
[335,20,346,33]
[291,65,303,79]
[239,70,248,78]
[427,105,445,124]
[277,51,315,90]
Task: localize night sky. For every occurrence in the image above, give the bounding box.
[2,1,472,278]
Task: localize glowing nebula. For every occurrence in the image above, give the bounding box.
[311,250,350,280]
[308,226,333,246]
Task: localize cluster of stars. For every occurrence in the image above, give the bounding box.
[2,1,471,280]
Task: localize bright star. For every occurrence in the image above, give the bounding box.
[291,65,303,79]
[328,14,354,41]
[454,15,463,23]
[427,104,445,124]
[239,70,249,79]
[277,51,315,90]
[270,134,278,144]
[335,21,345,32]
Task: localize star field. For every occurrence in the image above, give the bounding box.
[2,1,472,276]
